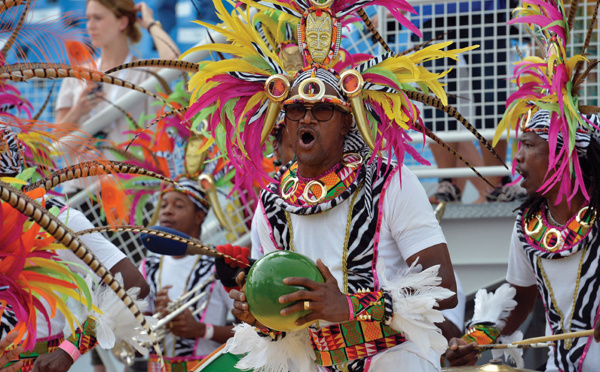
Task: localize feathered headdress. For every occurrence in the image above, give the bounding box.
[496,0,600,203]
[181,0,502,193]
[0,186,94,350]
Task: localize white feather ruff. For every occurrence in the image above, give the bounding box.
[491,331,524,368]
[470,283,517,330]
[224,323,317,372]
[378,260,455,355]
[66,273,157,354]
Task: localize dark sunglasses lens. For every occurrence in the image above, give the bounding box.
[285,104,306,120]
[312,104,335,121]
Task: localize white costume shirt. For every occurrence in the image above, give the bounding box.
[141,254,234,358]
[36,207,126,338]
[252,165,447,371]
[506,224,600,372]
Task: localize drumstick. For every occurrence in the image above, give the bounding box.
[475,342,554,350]
[512,329,594,345]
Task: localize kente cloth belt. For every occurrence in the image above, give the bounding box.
[148,354,204,372]
[309,320,406,366]
[3,333,64,372]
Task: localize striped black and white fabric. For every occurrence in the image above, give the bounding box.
[515,210,600,372]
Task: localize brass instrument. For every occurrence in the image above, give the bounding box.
[113,274,216,366]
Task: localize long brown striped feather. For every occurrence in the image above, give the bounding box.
[357,8,392,53]
[573,0,600,81]
[0,180,162,358]
[573,60,599,92]
[403,90,508,168]
[399,32,447,57]
[1,0,30,56]
[125,107,189,151]
[75,225,250,267]
[22,161,178,192]
[0,64,173,110]
[567,0,580,32]
[31,81,55,122]
[104,60,200,75]
[0,0,26,14]
[96,95,138,128]
[412,122,496,189]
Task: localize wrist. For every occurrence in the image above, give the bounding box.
[147,20,162,32]
[58,340,81,363]
[202,323,214,340]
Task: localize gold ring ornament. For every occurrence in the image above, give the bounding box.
[303,180,327,205]
[298,77,326,102]
[543,228,564,251]
[518,109,533,131]
[341,152,363,169]
[524,214,543,237]
[281,177,299,200]
[309,0,333,8]
[339,69,375,151]
[261,75,291,145]
[304,301,310,311]
[576,206,597,228]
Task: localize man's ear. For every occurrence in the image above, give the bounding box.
[341,113,353,135]
[194,210,207,227]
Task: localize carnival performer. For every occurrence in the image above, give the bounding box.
[176,0,515,369]
[446,1,600,371]
[0,123,152,372]
[140,176,234,372]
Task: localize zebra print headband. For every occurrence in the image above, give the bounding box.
[0,123,23,176]
[524,110,599,155]
[161,176,210,214]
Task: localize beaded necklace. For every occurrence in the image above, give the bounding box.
[157,255,202,356]
[285,182,363,293]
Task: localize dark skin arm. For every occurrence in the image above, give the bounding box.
[279,244,457,325]
[231,244,457,328]
[169,309,234,344]
[32,258,149,372]
[445,284,538,367]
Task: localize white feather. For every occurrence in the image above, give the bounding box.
[470,283,517,330]
[378,259,454,355]
[224,323,317,372]
[491,331,524,368]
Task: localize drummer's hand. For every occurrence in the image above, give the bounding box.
[169,308,201,339]
[279,259,348,325]
[595,318,600,342]
[445,337,479,366]
[229,272,265,328]
[155,285,173,316]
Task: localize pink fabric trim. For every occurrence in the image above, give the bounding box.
[364,356,373,372]
[577,304,600,371]
[58,340,81,362]
[260,199,280,251]
[140,258,147,280]
[346,295,354,321]
[372,166,401,290]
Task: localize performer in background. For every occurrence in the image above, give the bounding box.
[140,176,234,372]
[446,1,600,370]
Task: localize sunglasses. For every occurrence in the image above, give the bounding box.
[284,103,347,122]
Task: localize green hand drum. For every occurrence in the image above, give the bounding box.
[245,250,324,332]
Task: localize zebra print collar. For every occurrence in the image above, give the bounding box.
[516,210,600,371]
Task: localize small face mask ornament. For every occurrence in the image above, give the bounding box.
[299,0,341,65]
